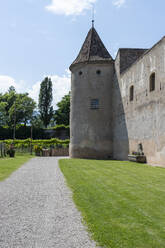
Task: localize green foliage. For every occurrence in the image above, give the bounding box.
[0,124,70,140]
[34,145,42,152]
[8,86,16,93]
[0,101,8,126]
[9,93,36,126]
[30,111,44,128]
[51,124,69,130]
[53,124,69,129]
[38,77,54,128]
[54,92,70,125]
[0,88,16,126]
[2,138,70,148]
[60,159,165,248]
[34,145,42,156]
[52,124,70,137]
[0,87,36,127]
[0,138,69,157]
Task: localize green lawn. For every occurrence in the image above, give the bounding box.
[0,154,33,181]
[59,159,165,248]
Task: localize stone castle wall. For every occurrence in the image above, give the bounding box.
[113,37,165,165]
[70,62,114,159]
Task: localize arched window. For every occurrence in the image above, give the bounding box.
[150,73,155,92]
[129,85,134,101]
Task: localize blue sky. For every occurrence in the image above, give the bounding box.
[0,0,164,107]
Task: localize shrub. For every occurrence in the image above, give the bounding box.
[2,138,70,150]
[6,144,15,158]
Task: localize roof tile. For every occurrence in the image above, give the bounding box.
[70,27,113,68]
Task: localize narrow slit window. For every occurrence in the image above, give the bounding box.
[129,85,134,101]
[96,70,101,75]
[91,99,99,109]
[150,73,155,92]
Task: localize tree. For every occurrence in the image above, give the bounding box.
[54,92,70,126]
[9,93,36,126]
[38,77,54,128]
[0,88,17,126]
[0,100,7,126]
[0,87,36,127]
[30,111,44,129]
[8,86,16,93]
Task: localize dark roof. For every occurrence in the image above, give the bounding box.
[70,27,113,69]
[119,36,165,75]
[118,48,148,74]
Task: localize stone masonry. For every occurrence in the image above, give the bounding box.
[70,26,165,166]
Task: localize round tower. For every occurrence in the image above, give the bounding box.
[69,27,114,159]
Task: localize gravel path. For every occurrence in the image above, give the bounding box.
[0,157,97,248]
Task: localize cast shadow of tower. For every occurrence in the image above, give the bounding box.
[112,67,129,160]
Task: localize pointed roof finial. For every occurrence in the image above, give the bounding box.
[70,27,113,69]
[92,4,95,28]
[92,19,94,28]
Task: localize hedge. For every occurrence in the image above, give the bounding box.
[1,138,70,149]
[0,125,70,140]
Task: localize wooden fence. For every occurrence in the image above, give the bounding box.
[37,148,69,157]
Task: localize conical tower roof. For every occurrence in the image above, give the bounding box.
[70,27,113,69]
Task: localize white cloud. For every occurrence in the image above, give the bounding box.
[46,0,96,16]
[0,71,71,110]
[0,76,30,94]
[28,70,71,109]
[113,0,125,8]
[27,81,41,104]
[49,70,71,109]
[0,75,19,93]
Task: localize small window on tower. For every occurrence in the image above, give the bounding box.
[150,72,155,92]
[90,99,99,109]
[79,71,83,76]
[96,70,101,75]
[129,85,134,101]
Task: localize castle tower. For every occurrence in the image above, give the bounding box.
[69,27,114,159]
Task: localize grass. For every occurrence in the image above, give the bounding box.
[0,153,33,181]
[59,159,165,248]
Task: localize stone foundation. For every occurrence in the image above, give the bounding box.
[70,145,112,159]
